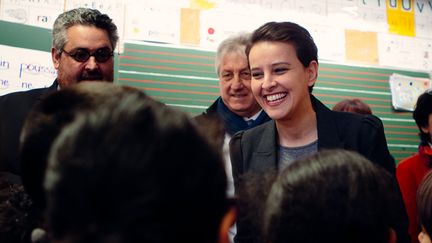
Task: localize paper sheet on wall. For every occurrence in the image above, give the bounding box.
[327,0,387,32]
[386,0,415,36]
[378,33,430,71]
[124,4,180,44]
[301,21,345,63]
[180,8,201,45]
[415,4,432,38]
[0,0,64,29]
[0,45,56,96]
[190,0,216,9]
[64,0,125,51]
[199,8,263,49]
[389,73,431,111]
[345,29,378,64]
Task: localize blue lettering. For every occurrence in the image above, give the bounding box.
[402,0,411,11]
[37,15,49,22]
[0,60,10,70]
[21,82,32,89]
[0,79,8,87]
[19,63,57,79]
[27,0,50,3]
[417,1,425,12]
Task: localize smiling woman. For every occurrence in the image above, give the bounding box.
[249,41,317,126]
[229,21,410,243]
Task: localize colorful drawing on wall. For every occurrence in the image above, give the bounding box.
[190,0,215,9]
[386,0,415,36]
[389,73,431,111]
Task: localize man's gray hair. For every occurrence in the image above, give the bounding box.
[52,8,119,55]
[215,32,251,75]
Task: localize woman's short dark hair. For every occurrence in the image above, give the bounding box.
[246,21,318,93]
[413,90,432,144]
[264,149,397,243]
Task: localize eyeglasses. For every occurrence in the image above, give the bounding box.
[61,48,113,63]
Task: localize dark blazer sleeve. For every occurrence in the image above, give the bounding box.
[359,115,410,243]
[358,115,396,175]
[0,83,57,174]
[0,93,30,173]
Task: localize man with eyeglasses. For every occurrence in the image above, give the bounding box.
[0,8,119,174]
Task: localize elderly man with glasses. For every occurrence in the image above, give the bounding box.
[0,8,119,174]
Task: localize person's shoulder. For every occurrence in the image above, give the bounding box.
[397,153,421,169]
[0,87,51,101]
[396,153,424,181]
[0,87,53,116]
[194,108,218,121]
[332,110,383,129]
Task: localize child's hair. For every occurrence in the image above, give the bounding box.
[417,171,432,237]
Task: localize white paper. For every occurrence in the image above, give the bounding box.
[0,0,64,29]
[389,73,431,111]
[124,2,180,44]
[0,45,56,96]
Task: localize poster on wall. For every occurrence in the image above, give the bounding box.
[386,0,416,37]
[0,0,64,29]
[0,45,56,96]
[65,0,126,51]
[389,73,431,111]
[124,4,180,44]
[378,33,429,71]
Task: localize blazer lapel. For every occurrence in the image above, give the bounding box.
[250,121,278,172]
[312,95,345,149]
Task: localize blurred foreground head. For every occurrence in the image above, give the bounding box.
[20,82,145,211]
[264,149,398,243]
[44,91,230,243]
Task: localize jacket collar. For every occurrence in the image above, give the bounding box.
[312,95,345,149]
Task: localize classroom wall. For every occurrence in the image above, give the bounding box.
[0,0,432,162]
[1,0,431,70]
[117,40,428,162]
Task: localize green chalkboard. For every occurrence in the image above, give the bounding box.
[117,40,430,163]
[0,20,52,52]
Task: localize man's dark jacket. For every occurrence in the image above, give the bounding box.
[196,97,271,136]
[0,81,58,174]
